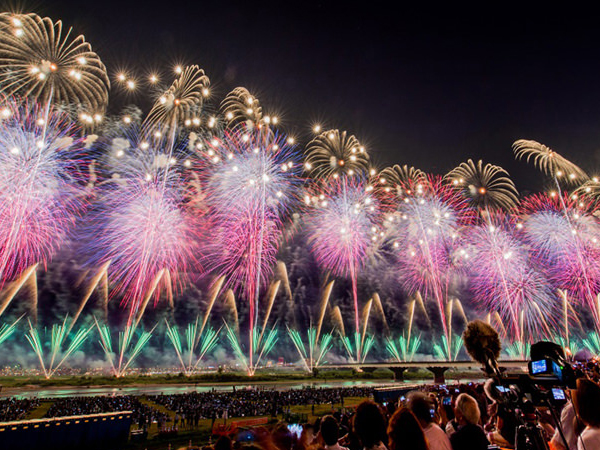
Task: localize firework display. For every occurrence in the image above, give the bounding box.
[0,13,109,114]
[4,9,600,376]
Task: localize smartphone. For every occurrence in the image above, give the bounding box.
[495,386,508,393]
[287,423,303,439]
[442,396,451,406]
[400,396,406,402]
[429,408,435,417]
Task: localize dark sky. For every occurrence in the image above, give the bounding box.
[14,1,600,191]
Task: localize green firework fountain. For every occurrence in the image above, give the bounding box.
[386,333,421,362]
[433,334,463,361]
[339,331,375,364]
[582,331,600,355]
[0,314,23,345]
[165,317,221,375]
[287,325,333,372]
[224,321,278,375]
[25,316,93,378]
[95,317,155,377]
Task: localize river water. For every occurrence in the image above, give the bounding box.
[1,379,439,399]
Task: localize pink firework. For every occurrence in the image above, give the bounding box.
[0,98,87,285]
[459,212,558,341]
[89,132,202,319]
[199,124,301,369]
[305,176,382,342]
[520,193,600,330]
[392,176,474,346]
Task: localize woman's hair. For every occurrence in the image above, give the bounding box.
[574,378,600,428]
[387,408,429,450]
[353,400,387,449]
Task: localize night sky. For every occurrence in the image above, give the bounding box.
[18,1,600,191]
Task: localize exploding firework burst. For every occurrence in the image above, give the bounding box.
[0,98,87,285]
[513,139,587,185]
[304,129,369,180]
[220,87,263,126]
[520,194,600,330]
[143,65,210,135]
[459,213,558,341]
[391,177,473,355]
[305,176,382,358]
[87,131,202,318]
[199,124,301,370]
[0,13,109,113]
[376,164,426,195]
[445,159,519,211]
[574,176,600,207]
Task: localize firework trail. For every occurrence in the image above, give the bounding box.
[87,131,203,320]
[0,13,110,116]
[391,176,473,359]
[0,99,87,291]
[520,193,600,331]
[200,124,301,371]
[305,176,382,361]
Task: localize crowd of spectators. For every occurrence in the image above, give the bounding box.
[44,395,169,430]
[148,386,373,426]
[4,359,600,450]
[0,397,39,422]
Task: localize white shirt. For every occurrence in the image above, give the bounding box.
[551,402,578,450]
[578,427,600,450]
[423,423,452,450]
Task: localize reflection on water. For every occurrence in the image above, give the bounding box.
[2,379,438,399]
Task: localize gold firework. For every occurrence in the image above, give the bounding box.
[143,65,210,133]
[305,129,369,179]
[573,176,600,207]
[0,13,109,113]
[376,164,426,194]
[513,139,587,185]
[220,87,263,125]
[445,159,519,210]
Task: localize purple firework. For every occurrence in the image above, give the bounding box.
[520,194,600,331]
[0,98,87,285]
[459,213,558,341]
[88,131,202,319]
[305,176,382,340]
[199,124,301,370]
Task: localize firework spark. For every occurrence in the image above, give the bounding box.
[445,159,519,211]
[220,87,263,126]
[305,176,382,357]
[200,124,301,371]
[459,213,557,341]
[520,194,600,331]
[0,99,87,286]
[0,13,109,114]
[143,65,209,136]
[391,176,472,358]
[513,139,587,185]
[304,129,369,180]
[87,131,202,318]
